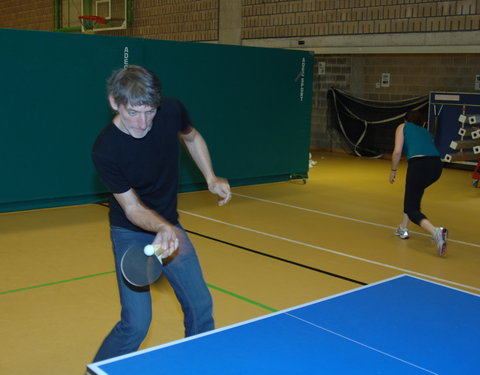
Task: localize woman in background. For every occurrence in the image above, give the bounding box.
[389,109,448,256]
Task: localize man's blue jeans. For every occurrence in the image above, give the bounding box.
[93,224,214,362]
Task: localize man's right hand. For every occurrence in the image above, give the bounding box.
[114,188,180,258]
[152,224,179,258]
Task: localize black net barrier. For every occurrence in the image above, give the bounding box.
[327,88,429,158]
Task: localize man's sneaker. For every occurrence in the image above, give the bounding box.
[433,227,448,256]
[394,226,409,239]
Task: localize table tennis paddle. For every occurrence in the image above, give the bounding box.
[120,243,164,287]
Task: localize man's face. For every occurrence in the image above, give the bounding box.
[110,98,157,139]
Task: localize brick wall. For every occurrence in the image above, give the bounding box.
[242,0,480,39]
[311,53,480,150]
[5,1,478,41]
[312,55,352,151]
[0,0,218,41]
[0,0,53,31]
[101,0,219,41]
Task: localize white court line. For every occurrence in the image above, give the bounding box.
[232,192,480,249]
[178,210,480,293]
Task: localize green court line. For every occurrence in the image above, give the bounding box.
[207,283,278,312]
[0,271,278,312]
[0,271,116,295]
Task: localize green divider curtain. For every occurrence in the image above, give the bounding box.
[0,28,312,212]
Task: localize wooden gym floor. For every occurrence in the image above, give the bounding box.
[1,151,478,375]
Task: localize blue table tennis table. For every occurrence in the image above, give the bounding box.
[88,275,480,375]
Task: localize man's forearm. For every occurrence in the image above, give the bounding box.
[183,129,216,184]
[125,205,170,233]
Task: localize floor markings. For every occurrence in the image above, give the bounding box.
[179,209,480,294]
[232,192,480,249]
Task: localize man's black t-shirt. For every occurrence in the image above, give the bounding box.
[92,98,191,231]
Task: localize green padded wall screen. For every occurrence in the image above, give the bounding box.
[0,28,313,212]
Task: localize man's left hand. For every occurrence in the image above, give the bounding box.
[208,177,231,206]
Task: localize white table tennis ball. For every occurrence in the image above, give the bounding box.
[144,244,155,256]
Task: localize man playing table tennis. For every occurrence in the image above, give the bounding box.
[91,65,231,361]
